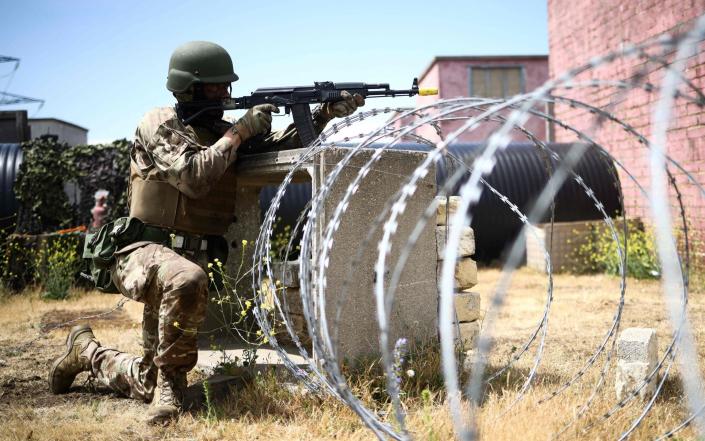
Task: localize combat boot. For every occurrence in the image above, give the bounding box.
[146,370,187,425]
[48,324,100,394]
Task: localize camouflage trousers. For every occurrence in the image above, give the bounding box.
[90,243,208,402]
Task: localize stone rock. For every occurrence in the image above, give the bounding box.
[436,225,475,259]
[436,196,462,225]
[454,291,481,322]
[438,258,478,290]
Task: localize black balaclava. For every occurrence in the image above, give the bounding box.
[174,83,231,134]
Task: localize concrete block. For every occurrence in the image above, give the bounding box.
[183,374,251,411]
[196,347,306,377]
[616,361,657,401]
[289,313,308,335]
[316,147,438,360]
[462,349,488,373]
[436,196,462,225]
[277,313,311,346]
[617,328,658,364]
[457,321,480,348]
[436,225,475,259]
[279,312,306,335]
[615,328,658,400]
[222,147,438,362]
[454,291,480,322]
[203,184,261,336]
[438,258,478,289]
[525,220,604,273]
[259,277,276,311]
[270,260,300,288]
[279,287,305,316]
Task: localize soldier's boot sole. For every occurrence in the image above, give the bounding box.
[146,404,180,425]
[48,324,94,394]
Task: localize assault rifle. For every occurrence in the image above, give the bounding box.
[177,78,438,146]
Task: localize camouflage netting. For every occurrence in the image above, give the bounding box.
[14,136,130,234]
[1,136,130,291]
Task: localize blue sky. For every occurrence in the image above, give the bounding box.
[2,1,548,143]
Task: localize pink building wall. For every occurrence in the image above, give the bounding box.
[548,0,705,229]
[396,56,549,143]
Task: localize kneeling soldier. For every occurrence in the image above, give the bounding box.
[48,40,364,425]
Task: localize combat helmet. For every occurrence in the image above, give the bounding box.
[166,41,238,93]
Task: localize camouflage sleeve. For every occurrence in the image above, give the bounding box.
[133,110,236,199]
[246,106,330,151]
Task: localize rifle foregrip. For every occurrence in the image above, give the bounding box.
[291,103,317,147]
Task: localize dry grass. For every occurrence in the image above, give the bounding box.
[0,268,703,440]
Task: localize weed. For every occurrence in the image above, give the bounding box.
[419,388,441,441]
[270,218,299,261]
[674,221,705,293]
[574,219,660,279]
[204,232,309,351]
[34,235,81,299]
[1,235,35,291]
[202,379,218,422]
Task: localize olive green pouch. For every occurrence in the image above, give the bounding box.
[82,217,146,293]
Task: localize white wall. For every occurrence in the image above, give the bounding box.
[28,119,88,145]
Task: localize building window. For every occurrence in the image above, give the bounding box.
[468,66,525,98]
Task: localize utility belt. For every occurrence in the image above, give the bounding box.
[82,217,228,293]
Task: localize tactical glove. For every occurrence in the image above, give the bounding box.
[320,91,365,121]
[231,104,279,141]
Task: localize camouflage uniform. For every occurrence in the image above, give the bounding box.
[87,107,304,401]
[50,42,361,421]
[91,244,206,401]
